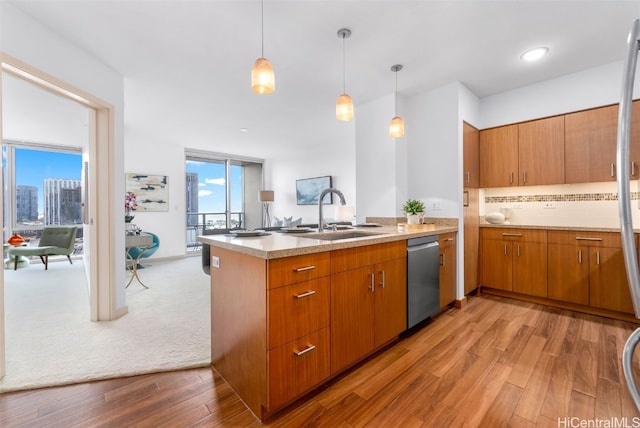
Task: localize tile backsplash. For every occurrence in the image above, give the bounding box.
[481,181,640,228]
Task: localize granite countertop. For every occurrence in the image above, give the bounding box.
[197,224,458,260]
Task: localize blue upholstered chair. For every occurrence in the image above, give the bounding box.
[7,226,77,270]
[126,232,159,268]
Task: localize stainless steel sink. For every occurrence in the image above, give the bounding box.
[300,231,383,241]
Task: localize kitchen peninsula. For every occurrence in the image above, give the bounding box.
[198,222,457,421]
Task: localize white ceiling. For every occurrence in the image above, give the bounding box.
[4,0,640,158]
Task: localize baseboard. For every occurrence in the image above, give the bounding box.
[454,296,467,309]
[115,305,128,319]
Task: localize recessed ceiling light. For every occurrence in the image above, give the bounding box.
[520,47,549,62]
[240,128,249,132]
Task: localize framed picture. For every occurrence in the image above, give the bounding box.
[296,176,332,205]
[125,173,169,212]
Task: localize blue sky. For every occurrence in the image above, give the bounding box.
[185,160,243,213]
[14,148,81,210]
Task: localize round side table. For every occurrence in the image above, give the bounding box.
[4,243,29,269]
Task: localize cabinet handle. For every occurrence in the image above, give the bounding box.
[509,172,514,184]
[369,273,375,292]
[502,233,522,237]
[445,237,455,242]
[523,171,527,184]
[378,270,385,288]
[294,344,316,356]
[596,251,600,265]
[633,162,637,176]
[294,290,316,299]
[465,171,470,184]
[294,265,315,272]
[517,245,520,257]
[440,253,446,267]
[579,250,582,264]
[504,244,508,256]
[575,237,603,241]
[611,163,615,177]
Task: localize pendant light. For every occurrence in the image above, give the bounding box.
[389,64,405,138]
[251,0,275,94]
[336,28,353,121]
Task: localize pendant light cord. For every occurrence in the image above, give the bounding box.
[394,70,398,116]
[261,0,264,57]
[342,33,346,94]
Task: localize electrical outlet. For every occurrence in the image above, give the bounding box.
[513,203,522,209]
[432,200,442,210]
[543,202,556,209]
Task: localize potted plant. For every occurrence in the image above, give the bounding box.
[402,198,425,224]
[125,192,138,223]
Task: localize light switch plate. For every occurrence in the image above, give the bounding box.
[212,256,220,268]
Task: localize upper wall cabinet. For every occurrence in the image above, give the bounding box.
[479,116,565,188]
[565,101,640,183]
[518,116,565,186]
[463,122,480,188]
[479,124,518,187]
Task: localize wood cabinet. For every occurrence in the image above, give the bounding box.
[330,241,406,374]
[518,116,565,186]
[479,124,518,187]
[480,117,564,187]
[480,228,548,298]
[548,231,635,314]
[463,121,479,188]
[565,102,640,184]
[439,232,457,307]
[463,188,479,295]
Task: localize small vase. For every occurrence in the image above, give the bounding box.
[8,233,25,246]
[407,213,424,225]
[125,215,135,223]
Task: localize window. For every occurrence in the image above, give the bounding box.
[185,150,263,251]
[3,141,83,250]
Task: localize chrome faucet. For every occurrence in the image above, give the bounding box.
[318,188,347,233]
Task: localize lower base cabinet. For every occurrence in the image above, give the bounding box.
[439,233,457,307]
[330,241,407,374]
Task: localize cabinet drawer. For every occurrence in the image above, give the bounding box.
[267,277,330,349]
[331,240,406,273]
[481,228,547,243]
[268,252,330,288]
[267,328,330,410]
[548,230,624,247]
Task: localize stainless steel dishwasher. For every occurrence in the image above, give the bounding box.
[407,235,440,329]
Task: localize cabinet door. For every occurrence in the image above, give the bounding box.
[479,125,518,187]
[439,233,457,307]
[331,266,375,374]
[374,258,407,348]
[548,244,589,305]
[463,121,480,188]
[463,190,479,294]
[589,247,634,314]
[480,239,512,291]
[565,105,619,183]
[518,116,565,186]
[512,241,547,297]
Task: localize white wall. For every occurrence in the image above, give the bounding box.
[1,2,127,311]
[355,93,407,222]
[480,60,640,128]
[124,132,185,259]
[266,134,356,225]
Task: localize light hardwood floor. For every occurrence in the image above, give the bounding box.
[2,294,640,427]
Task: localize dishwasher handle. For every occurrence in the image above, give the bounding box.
[407,241,439,253]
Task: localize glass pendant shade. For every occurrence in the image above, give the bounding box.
[251,57,275,94]
[336,93,354,121]
[389,116,405,138]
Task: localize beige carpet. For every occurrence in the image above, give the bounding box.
[0,256,211,393]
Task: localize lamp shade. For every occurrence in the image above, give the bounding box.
[259,190,274,202]
[389,116,405,138]
[251,58,275,94]
[334,205,354,222]
[336,94,354,121]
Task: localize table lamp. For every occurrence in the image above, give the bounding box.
[259,190,275,228]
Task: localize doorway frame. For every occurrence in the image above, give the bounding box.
[0,52,118,378]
